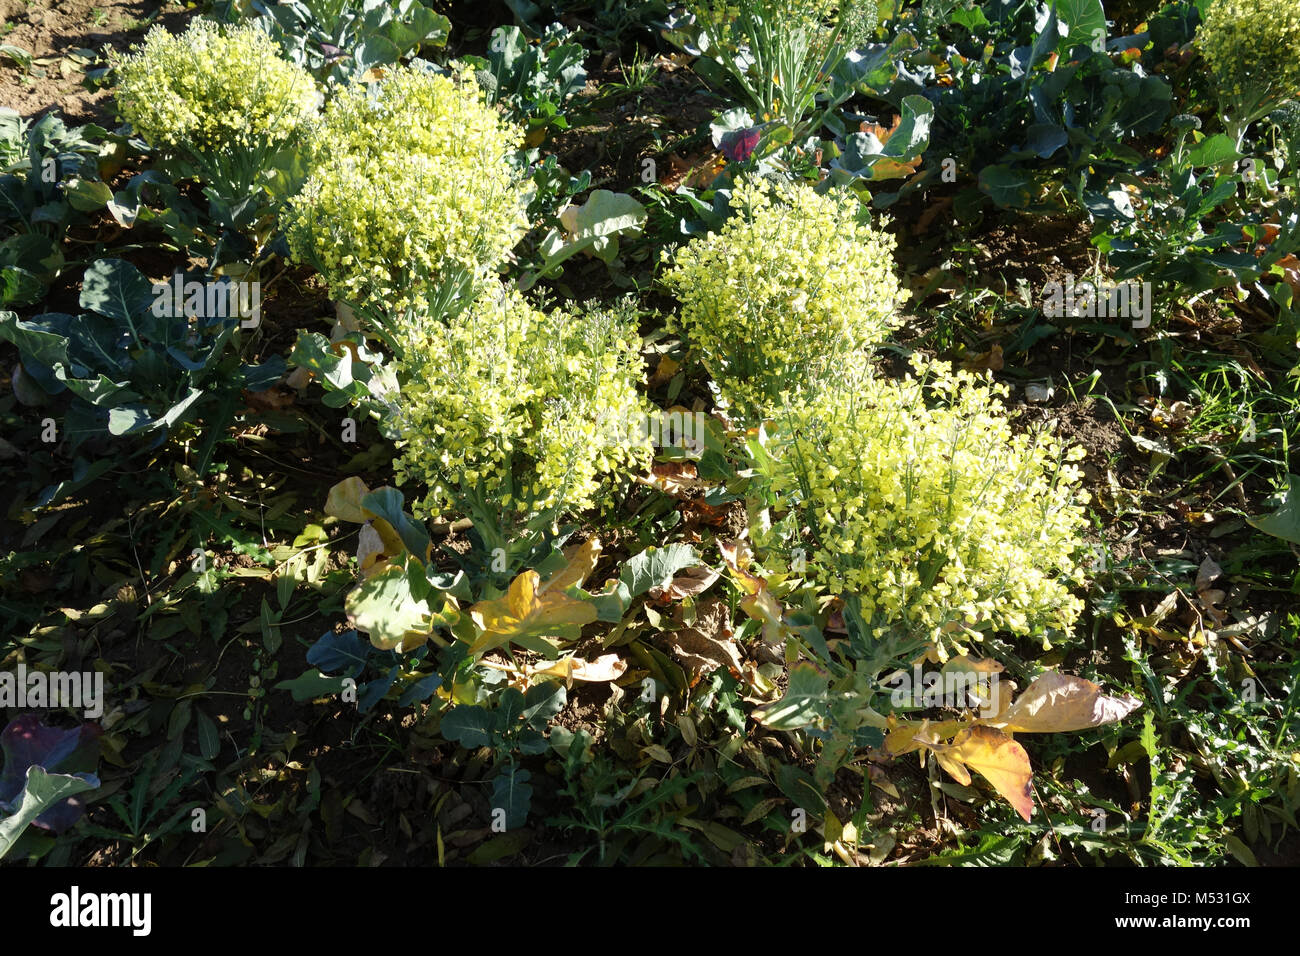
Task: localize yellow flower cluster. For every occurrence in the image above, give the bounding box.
[1199,0,1300,105]
[112,20,319,155]
[662,177,902,420]
[392,290,652,522]
[308,66,522,171]
[760,355,1090,646]
[285,66,528,315]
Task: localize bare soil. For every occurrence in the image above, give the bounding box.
[0,0,191,124]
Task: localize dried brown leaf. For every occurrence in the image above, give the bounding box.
[984,671,1141,734]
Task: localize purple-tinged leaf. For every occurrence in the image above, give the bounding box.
[0,715,101,832]
[720,127,761,163]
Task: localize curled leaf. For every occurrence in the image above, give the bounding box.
[935,725,1034,821]
[635,460,710,497]
[983,671,1141,734]
[719,539,789,644]
[0,716,101,837]
[468,570,597,657]
[539,537,601,594]
[521,653,628,688]
[325,476,372,523]
[649,565,720,602]
[883,717,964,757]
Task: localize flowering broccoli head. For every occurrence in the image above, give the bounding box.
[1199,0,1300,114]
[285,66,527,315]
[662,177,902,422]
[112,20,319,155]
[392,290,652,525]
[757,355,1091,648]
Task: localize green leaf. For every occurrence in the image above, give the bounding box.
[979,164,1036,208]
[273,669,348,702]
[196,711,220,761]
[396,672,442,707]
[677,817,746,852]
[0,311,70,373]
[1247,475,1300,545]
[64,178,112,212]
[1022,123,1068,159]
[753,662,830,731]
[527,190,647,288]
[290,332,361,395]
[357,665,398,713]
[465,832,530,868]
[345,563,436,652]
[1112,77,1173,136]
[950,5,989,31]
[834,95,933,178]
[490,765,532,829]
[0,767,98,860]
[260,597,282,655]
[916,832,1026,865]
[394,9,450,50]
[0,42,32,71]
[353,35,400,70]
[439,705,497,748]
[465,828,532,864]
[107,387,205,436]
[1020,3,1060,79]
[0,265,44,307]
[1,233,63,282]
[592,544,700,621]
[1185,133,1242,169]
[620,544,699,597]
[880,95,935,160]
[59,372,137,407]
[1224,833,1258,866]
[78,258,155,324]
[521,681,566,728]
[1054,0,1106,54]
[775,763,827,813]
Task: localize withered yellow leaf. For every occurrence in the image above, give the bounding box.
[976,677,1018,722]
[650,355,681,387]
[941,725,1034,822]
[719,541,790,643]
[869,156,923,181]
[635,460,710,497]
[933,748,972,786]
[528,653,627,687]
[883,718,964,757]
[941,654,1004,677]
[539,537,602,594]
[357,518,405,578]
[370,517,404,557]
[740,587,789,644]
[507,569,537,620]
[468,569,597,657]
[325,476,372,523]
